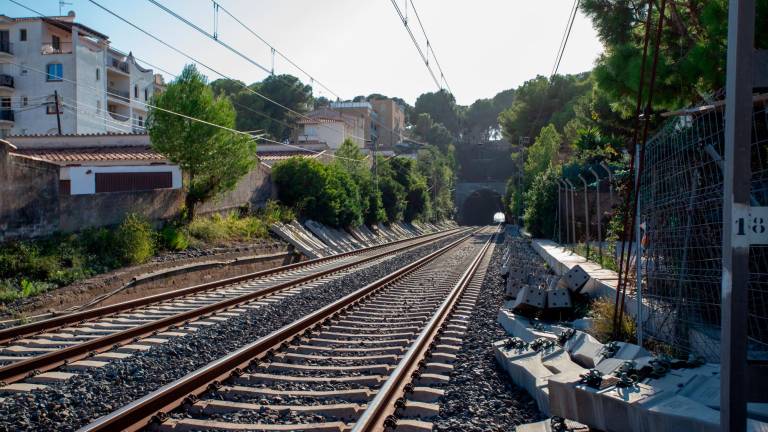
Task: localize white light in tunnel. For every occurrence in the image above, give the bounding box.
[493,212,505,223]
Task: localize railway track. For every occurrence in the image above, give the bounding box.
[77,225,499,432]
[0,226,468,388]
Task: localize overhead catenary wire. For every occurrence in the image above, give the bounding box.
[89,0,372,147]
[213,0,342,101]
[389,0,443,92]
[406,0,452,95]
[550,0,580,79]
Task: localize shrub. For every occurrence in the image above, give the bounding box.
[115,213,155,265]
[589,296,636,343]
[523,165,560,238]
[187,213,229,243]
[159,225,189,251]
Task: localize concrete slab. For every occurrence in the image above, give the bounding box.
[563,331,603,369]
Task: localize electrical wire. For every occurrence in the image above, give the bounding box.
[550,0,580,79]
[213,0,342,101]
[389,0,442,91]
[406,0,452,95]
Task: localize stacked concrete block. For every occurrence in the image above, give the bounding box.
[512,283,548,311]
[559,265,591,293]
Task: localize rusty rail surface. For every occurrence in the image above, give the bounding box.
[353,225,497,431]
[77,229,482,432]
[0,227,463,345]
[0,227,468,385]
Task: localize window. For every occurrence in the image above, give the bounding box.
[46,63,63,81]
[134,84,138,98]
[1,97,10,109]
[51,35,60,50]
[144,88,148,101]
[95,172,173,193]
[21,96,28,106]
[138,115,143,127]
[96,68,100,81]
[19,29,26,41]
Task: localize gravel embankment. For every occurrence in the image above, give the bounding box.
[0,234,464,432]
[433,234,542,431]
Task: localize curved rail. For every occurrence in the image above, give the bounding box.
[0,227,468,385]
[77,229,484,432]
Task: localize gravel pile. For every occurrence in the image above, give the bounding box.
[433,233,542,431]
[0,233,464,432]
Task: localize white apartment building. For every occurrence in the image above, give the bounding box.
[0,12,156,137]
[296,108,366,151]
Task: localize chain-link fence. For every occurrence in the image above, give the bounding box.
[637,98,768,362]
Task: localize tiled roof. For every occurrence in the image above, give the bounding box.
[258,150,323,167]
[13,146,166,165]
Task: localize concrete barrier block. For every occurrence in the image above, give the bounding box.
[505,278,523,298]
[512,284,547,312]
[564,331,604,369]
[546,287,572,309]
[561,265,590,293]
[497,310,536,342]
[548,370,584,420]
[596,383,662,432]
[641,394,721,432]
[541,348,585,375]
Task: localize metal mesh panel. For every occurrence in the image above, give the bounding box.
[637,100,768,362]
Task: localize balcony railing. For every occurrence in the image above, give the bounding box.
[0,41,12,55]
[107,110,129,122]
[107,87,130,102]
[41,41,73,55]
[0,74,13,88]
[0,110,14,122]
[109,58,130,74]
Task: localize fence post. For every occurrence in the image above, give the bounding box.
[589,167,603,264]
[722,0,754,429]
[565,179,577,252]
[558,179,570,248]
[557,180,563,243]
[579,174,590,260]
[600,161,614,206]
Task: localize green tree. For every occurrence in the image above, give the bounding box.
[498,73,591,146]
[148,64,257,220]
[272,157,363,227]
[581,0,767,115]
[334,139,386,225]
[414,90,461,136]
[417,146,455,221]
[523,165,560,238]
[524,124,562,184]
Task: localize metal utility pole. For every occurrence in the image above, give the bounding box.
[54,90,62,135]
[578,174,590,260]
[557,180,563,243]
[722,0,755,429]
[589,167,603,263]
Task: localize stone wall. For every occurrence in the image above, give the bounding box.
[197,162,275,215]
[0,144,60,240]
[1,146,278,240]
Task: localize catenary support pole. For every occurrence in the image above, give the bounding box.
[721,0,754,429]
[565,179,577,251]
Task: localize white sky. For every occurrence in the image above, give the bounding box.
[6,0,604,106]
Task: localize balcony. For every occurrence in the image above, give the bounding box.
[0,110,14,123]
[0,41,12,57]
[41,41,73,55]
[107,110,129,123]
[109,57,130,74]
[0,74,13,95]
[107,87,130,103]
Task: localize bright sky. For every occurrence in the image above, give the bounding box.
[5,0,604,106]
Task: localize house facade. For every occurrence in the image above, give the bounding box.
[0,12,157,138]
[295,108,365,150]
[371,98,405,149]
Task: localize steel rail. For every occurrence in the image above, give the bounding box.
[0,227,463,345]
[353,226,497,431]
[77,228,482,432]
[0,228,468,385]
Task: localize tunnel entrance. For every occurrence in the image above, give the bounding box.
[459,188,504,225]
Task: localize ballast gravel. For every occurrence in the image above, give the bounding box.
[0,233,464,432]
[432,234,542,431]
